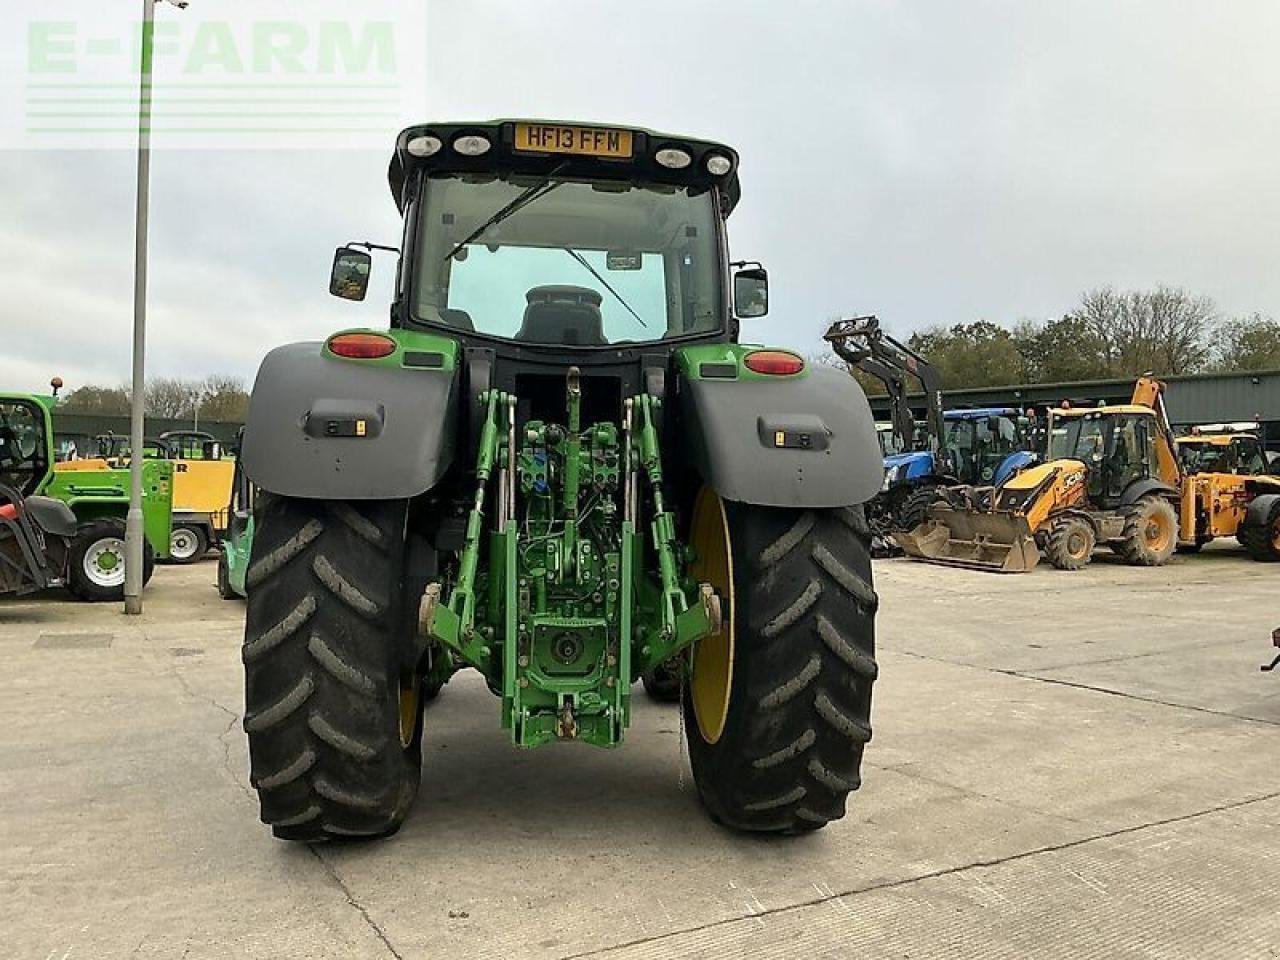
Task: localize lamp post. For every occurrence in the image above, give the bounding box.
[124,0,187,614]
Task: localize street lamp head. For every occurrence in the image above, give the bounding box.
[159,0,190,8]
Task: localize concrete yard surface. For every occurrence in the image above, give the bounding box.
[2,544,1278,958]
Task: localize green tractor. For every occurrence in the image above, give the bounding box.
[239,121,882,840]
[1,387,173,601]
[217,433,253,601]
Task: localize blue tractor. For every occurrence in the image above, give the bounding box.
[883,408,1037,529]
[826,317,1036,548]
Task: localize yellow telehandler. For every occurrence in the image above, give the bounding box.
[897,377,1280,572]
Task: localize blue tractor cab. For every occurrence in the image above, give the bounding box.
[880,409,1034,498]
[942,408,1037,487]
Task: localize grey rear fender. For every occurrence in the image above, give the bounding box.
[677,364,883,509]
[243,340,459,500]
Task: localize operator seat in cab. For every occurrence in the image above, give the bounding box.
[516,285,605,345]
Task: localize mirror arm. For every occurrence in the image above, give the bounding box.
[350,241,401,255]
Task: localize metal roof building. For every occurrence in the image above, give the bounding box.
[51,412,242,459]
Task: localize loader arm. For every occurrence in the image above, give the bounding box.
[825,315,950,474]
[1131,376,1182,488]
[851,356,916,456]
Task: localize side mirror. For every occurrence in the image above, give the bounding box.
[733,267,769,318]
[330,247,372,302]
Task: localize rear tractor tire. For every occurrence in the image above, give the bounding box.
[1116,496,1178,567]
[242,494,423,842]
[683,490,878,834]
[1239,496,1280,562]
[1044,515,1095,571]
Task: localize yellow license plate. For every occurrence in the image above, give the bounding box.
[514,123,634,159]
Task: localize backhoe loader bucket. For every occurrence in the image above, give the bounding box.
[894,504,1040,573]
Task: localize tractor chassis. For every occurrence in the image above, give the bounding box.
[422,369,717,748]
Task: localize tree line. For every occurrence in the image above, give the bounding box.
[837,286,1280,393]
[57,375,250,422]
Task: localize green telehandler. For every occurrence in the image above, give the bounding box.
[1,385,173,601]
[216,431,253,601]
[238,121,883,840]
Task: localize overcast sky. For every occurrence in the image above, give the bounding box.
[1,0,1278,393]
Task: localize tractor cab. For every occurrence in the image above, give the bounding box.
[329,122,761,363]
[1047,405,1166,509]
[1175,428,1269,476]
[944,408,1033,486]
[0,394,54,498]
[93,433,171,464]
[159,430,225,461]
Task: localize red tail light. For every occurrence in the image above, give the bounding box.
[328,333,396,359]
[744,350,805,376]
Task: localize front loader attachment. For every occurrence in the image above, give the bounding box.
[895,504,1040,573]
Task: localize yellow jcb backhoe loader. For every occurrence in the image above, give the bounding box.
[897,377,1280,572]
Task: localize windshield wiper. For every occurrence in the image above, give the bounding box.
[442,177,564,263]
[562,248,647,329]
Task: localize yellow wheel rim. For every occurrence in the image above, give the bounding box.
[689,487,734,745]
[1145,511,1172,552]
[399,676,420,749]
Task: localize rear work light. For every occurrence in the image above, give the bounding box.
[328,333,396,359]
[744,350,805,376]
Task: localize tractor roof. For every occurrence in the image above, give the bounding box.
[944,407,1020,419]
[0,392,56,413]
[388,120,741,215]
[1053,403,1155,418]
[1175,433,1256,446]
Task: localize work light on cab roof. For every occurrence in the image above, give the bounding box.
[387,120,741,213]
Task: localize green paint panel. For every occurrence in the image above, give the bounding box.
[41,459,175,559]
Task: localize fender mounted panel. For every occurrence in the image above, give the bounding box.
[243,342,459,500]
[679,366,882,508]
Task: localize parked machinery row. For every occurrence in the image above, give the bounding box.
[896,376,1280,572]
